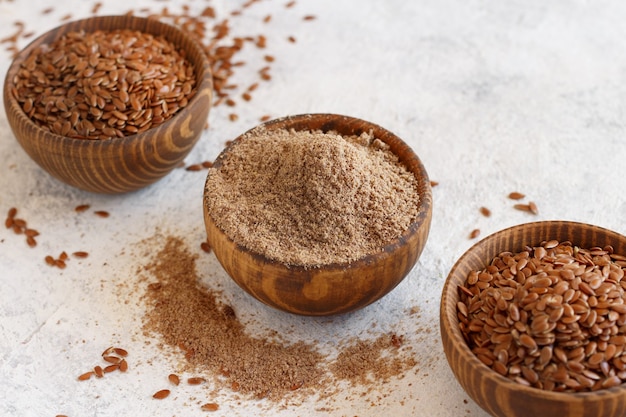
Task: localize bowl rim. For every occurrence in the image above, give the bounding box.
[3,14,212,147]
[203,112,433,271]
[441,219,626,401]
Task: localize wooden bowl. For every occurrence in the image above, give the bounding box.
[3,15,212,193]
[440,221,626,417]
[203,114,433,316]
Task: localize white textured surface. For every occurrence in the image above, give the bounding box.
[1,0,626,416]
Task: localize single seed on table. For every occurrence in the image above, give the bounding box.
[94,211,109,218]
[508,191,525,200]
[75,204,90,213]
[78,371,94,381]
[94,366,104,378]
[469,229,480,239]
[201,403,219,411]
[119,359,128,372]
[188,377,206,385]
[152,389,170,400]
[185,164,203,172]
[72,251,89,258]
[168,374,180,386]
[479,207,491,217]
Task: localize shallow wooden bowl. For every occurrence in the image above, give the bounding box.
[3,15,212,193]
[441,221,626,417]
[203,114,433,316]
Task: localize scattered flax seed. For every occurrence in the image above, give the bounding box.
[201,403,219,411]
[285,1,296,7]
[479,207,491,217]
[41,7,54,14]
[201,161,213,169]
[103,356,121,364]
[469,229,480,239]
[263,15,272,23]
[6,208,39,247]
[152,389,170,400]
[119,359,128,372]
[260,115,271,122]
[200,241,212,254]
[513,203,537,215]
[303,15,316,21]
[508,191,525,200]
[185,164,204,172]
[94,211,110,218]
[287,36,297,43]
[72,251,89,259]
[91,2,102,14]
[187,377,206,385]
[113,348,128,357]
[168,374,180,386]
[242,92,252,101]
[104,364,119,373]
[229,113,239,122]
[75,204,91,213]
[60,14,72,21]
[430,181,439,187]
[78,371,94,381]
[94,366,104,378]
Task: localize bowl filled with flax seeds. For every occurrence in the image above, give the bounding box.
[3,14,212,193]
[203,113,433,316]
[441,220,626,417]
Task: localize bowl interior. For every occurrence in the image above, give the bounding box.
[441,221,626,417]
[3,15,212,193]
[204,113,433,316]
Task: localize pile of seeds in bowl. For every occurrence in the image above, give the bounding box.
[11,28,196,139]
[457,240,626,392]
[205,127,421,266]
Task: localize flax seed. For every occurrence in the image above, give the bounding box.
[458,240,626,392]
[508,192,525,200]
[152,389,170,399]
[75,204,90,213]
[168,374,180,386]
[187,377,205,385]
[201,403,219,411]
[78,371,94,381]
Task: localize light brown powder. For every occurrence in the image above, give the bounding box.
[141,235,418,404]
[142,236,326,400]
[204,128,420,266]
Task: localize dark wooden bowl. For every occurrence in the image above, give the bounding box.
[441,221,626,417]
[203,114,433,316]
[3,15,212,193]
